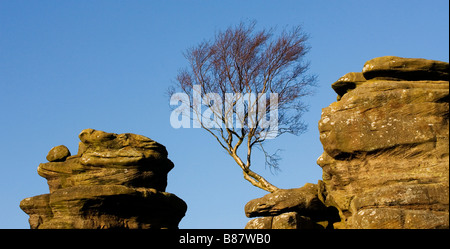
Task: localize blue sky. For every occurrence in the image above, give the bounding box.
[0,0,448,228]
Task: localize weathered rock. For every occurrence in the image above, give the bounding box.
[246,212,325,229]
[20,129,187,229]
[245,216,273,229]
[46,145,71,162]
[21,185,186,229]
[244,183,339,229]
[38,129,174,193]
[351,208,449,229]
[20,194,52,228]
[245,183,325,218]
[318,80,449,158]
[317,56,449,229]
[331,72,367,100]
[362,56,449,81]
[272,212,323,229]
[245,56,449,229]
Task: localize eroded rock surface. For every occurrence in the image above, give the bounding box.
[244,183,339,229]
[245,56,449,229]
[20,129,187,229]
[318,56,449,229]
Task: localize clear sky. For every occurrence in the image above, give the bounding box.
[1,0,448,228]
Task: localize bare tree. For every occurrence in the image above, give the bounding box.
[170,21,316,193]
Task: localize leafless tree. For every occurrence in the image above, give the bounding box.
[170,21,316,193]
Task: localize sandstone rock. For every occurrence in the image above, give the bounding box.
[20,194,52,228]
[244,183,339,229]
[331,72,366,100]
[317,56,449,229]
[318,80,449,158]
[37,129,174,193]
[272,212,323,229]
[46,145,71,162]
[245,183,325,218]
[20,129,187,229]
[245,56,449,229]
[79,128,117,144]
[351,208,449,229]
[245,216,273,229]
[20,185,187,229]
[245,212,325,229]
[362,56,449,81]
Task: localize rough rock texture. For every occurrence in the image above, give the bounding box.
[331,72,367,101]
[244,183,339,229]
[245,183,324,217]
[20,129,187,229]
[46,145,71,162]
[362,56,449,81]
[245,56,449,229]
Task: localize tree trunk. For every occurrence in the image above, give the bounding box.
[230,150,280,193]
[242,168,280,193]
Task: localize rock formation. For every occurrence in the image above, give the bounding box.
[245,56,449,229]
[244,183,339,229]
[20,129,187,229]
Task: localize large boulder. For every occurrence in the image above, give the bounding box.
[318,56,449,229]
[20,129,187,229]
[245,212,324,229]
[38,129,174,193]
[46,145,71,162]
[244,183,339,229]
[245,183,325,218]
[245,56,449,229]
[362,56,449,81]
[331,72,367,100]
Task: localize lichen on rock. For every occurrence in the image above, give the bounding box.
[318,56,449,229]
[245,56,449,229]
[20,129,187,229]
